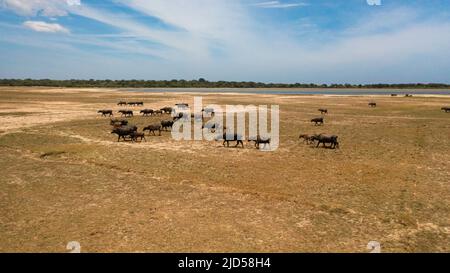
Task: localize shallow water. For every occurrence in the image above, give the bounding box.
[124,88,450,95]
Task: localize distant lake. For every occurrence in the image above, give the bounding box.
[124,88,450,95]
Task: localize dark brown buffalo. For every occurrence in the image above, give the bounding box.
[111,125,137,142]
[117,101,127,106]
[127,102,143,106]
[248,135,271,149]
[98,110,113,117]
[130,131,146,142]
[318,108,328,114]
[441,107,450,113]
[143,124,162,136]
[311,117,324,126]
[161,120,174,131]
[311,134,339,149]
[160,107,173,114]
[140,109,154,116]
[118,110,133,117]
[369,102,377,107]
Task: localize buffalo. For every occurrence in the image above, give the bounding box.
[161,120,174,131]
[140,109,154,116]
[98,110,113,117]
[126,102,143,106]
[118,110,133,117]
[318,108,328,115]
[299,134,315,144]
[111,126,138,142]
[130,131,146,142]
[175,103,189,110]
[173,112,184,121]
[110,118,128,127]
[248,135,271,149]
[143,124,162,136]
[311,117,324,126]
[311,134,339,149]
[117,101,127,106]
[369,102,377,107]
[160,107,173,114]
[441,107,450,113]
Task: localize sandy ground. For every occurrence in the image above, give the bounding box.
[1,87,450,253]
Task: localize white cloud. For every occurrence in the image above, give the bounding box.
[0,0,80,17]
[23,20,69,33]
[252,1,307,8]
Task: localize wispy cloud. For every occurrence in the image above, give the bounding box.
[0,0,80,17]
[1,0,450,83]
[252,1,307,9]
[23,21,69,33]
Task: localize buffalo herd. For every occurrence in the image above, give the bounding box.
[117,101,144,106]
[97,98,450,149]
[110,119,173,142]
[100,101,176,142]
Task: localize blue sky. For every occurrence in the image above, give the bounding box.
[1,0,450,83]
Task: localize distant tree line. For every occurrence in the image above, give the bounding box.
[0,79,449,89]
